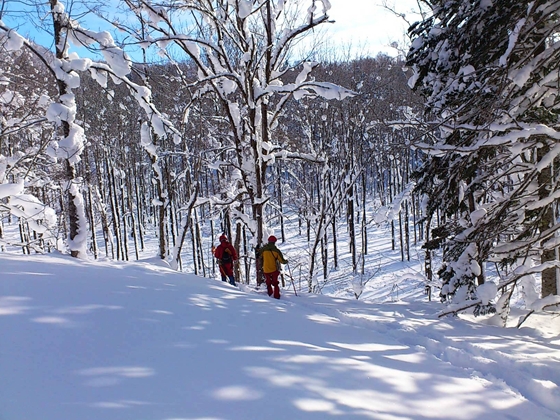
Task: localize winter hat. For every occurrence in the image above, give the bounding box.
[268,235,277,243]
[219,235,227,242]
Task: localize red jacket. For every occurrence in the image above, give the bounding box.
[214,241,237,264]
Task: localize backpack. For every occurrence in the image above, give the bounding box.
[220,249,232,264]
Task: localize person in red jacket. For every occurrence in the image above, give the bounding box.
[258,235,288,299]
[213,234,238,286]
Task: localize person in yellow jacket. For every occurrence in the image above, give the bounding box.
[258,235,288,299]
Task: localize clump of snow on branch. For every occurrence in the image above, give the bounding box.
[0,181,57,245]
[373,182,415,224]
[0,182,24,199]
[2,29,25,51]
[477,281,497,306]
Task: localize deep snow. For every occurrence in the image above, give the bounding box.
[1,249,559,420]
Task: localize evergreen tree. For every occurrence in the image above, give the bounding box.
[407,0,560,317]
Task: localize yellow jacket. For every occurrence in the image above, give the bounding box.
[259,243,288,274]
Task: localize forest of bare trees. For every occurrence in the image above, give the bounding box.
[0,34,424,284]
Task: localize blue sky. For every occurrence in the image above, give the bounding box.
[2,0,421,60]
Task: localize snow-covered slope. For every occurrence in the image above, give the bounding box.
[1,252,559,420]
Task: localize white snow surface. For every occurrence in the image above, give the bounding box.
[0,182,23,199]
[1,251,560,420]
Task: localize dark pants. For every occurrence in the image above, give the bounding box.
[220,264,236,286]
[264,270,280,299]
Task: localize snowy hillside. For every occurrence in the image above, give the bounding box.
[1,251,559,420]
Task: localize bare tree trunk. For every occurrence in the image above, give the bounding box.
[538,142,558,296]
[243,226,250,284]
[87,186,98,259]
[405,200,410,261]
[195,210,206,277]
[173,185,198,271]
[235,222,243,283]
[391,220,396,251]
[166,166,177,253]
[399,211,405,261]
[412,195,418,244]
[321,236,328,280]
[59,194,67,246]
[425,214,433,301]
[277,165,286,243]
[95,183,111,258]
[361,172,367,258]
[128,183,139,261]
[19,220,29,254]
[210,219,216,277]
[143,135,167,260]
[348,184,356,272]
[106,159,122,260]
[120,175,129,261]
[190,216,198,275]
[50,0,86,258]
[328,174,339,268]
[133,168,145,251]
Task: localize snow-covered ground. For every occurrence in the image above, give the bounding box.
[2,229,560,420]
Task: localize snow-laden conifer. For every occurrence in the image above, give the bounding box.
[407,0,560,321]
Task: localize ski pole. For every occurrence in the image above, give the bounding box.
[286,262,298,296]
